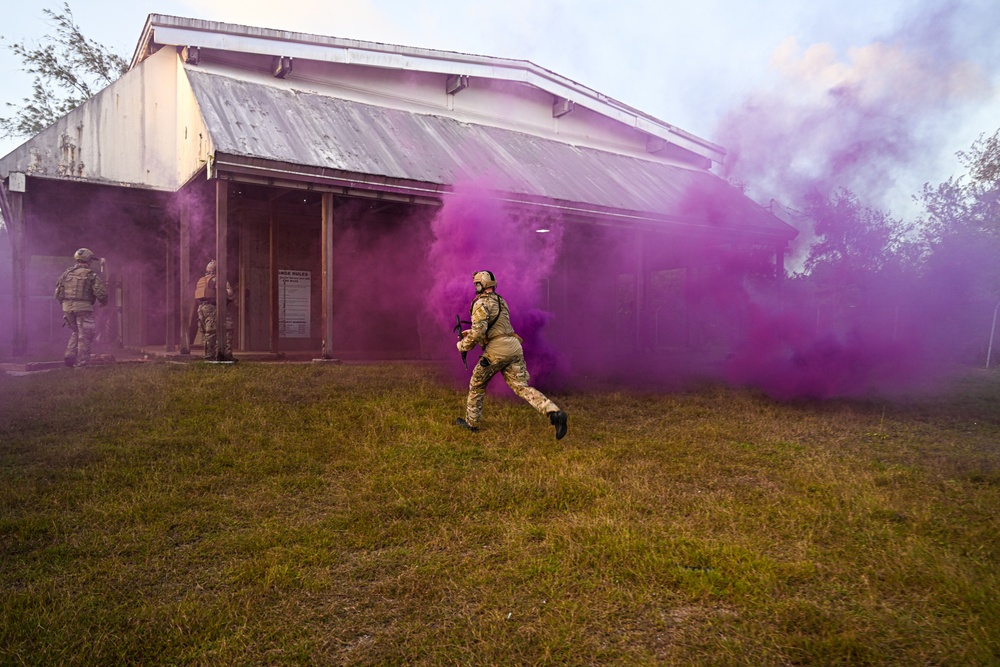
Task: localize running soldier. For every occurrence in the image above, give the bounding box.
[54,248,108,367]
[456,270,568,439]
[194,259,235,360]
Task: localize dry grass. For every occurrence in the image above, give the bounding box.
[1,362,998,665]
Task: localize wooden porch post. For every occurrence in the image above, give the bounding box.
[165,225,177,352]
[269,205,279,353]
[215,180,229,360]
[634,228,645,352]
[179,198,191,354]
[321,192,335,359]
[2,174,27,357]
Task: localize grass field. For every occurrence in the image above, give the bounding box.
[1,361,998,665]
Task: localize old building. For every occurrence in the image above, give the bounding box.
[0,14,796,373]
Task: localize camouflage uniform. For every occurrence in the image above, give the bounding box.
[195,268,235,360]
[55,256,108,367]
[458,290,561,429]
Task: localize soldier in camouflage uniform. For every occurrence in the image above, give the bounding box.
[54,248,109,367]
[456,270,568,439]
[195,259,235,360]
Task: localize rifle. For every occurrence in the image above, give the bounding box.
[453,315,471,369]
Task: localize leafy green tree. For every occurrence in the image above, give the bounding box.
[961,128,1000,187]
[804,188,918,277]
[796,188,921,330]
[0,2,128,138]
[917,128,1000,331]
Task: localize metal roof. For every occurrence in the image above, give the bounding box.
[188,69,795,240]
[136,14,724,164]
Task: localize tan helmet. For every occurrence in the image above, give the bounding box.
[206,260,217,275]
[473,270,496,294]
[73,248,95,263]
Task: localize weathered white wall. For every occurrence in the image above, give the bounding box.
[0,47,211,191]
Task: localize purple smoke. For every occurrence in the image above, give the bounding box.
[425,181,566,393]
[706,1,1000,399]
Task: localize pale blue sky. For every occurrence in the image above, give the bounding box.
[1,0,997,211]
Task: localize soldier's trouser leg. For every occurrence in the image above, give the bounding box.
[502,357,559,416]
[199,303,218,359]
[75,312,97,366]
[64,312,80,365]
[465,359,503,428]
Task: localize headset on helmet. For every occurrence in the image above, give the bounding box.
[473,270,496,294]
[73,248,95,263]
[206,260,217,275]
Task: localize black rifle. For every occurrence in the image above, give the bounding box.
[453,315,471,369]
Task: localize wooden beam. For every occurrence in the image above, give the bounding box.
[215,180,229,360]
[272,56,293,79]
[446,74,469,95]
[321,192,335,359]
[634,229,645,352]
[165,225,177,352]
[179,197,191,354]
[269,206,279,353]
[182,45,200,65]
[552,97,575,118]
[2,174,27,357]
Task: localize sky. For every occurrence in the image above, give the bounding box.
[1,0,998,216]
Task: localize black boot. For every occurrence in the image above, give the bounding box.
[549,410,568,440]
[64,355,76,368]
[455,417,479,433]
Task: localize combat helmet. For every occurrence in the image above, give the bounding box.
[206,260,217,275]
[73,248,95,263]
[473,270,496,294]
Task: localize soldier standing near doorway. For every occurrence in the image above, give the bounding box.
[456,270,568,439]
[194,259,235,360]
[54,248,109,367]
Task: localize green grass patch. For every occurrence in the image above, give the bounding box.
[1,362,998,665]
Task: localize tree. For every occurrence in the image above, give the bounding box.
[804,188,918,278]
[913,129,1000,339]
[0,3,128,138]
[961,128,1000,187]
[920,127,1000,246]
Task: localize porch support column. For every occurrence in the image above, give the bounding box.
[269,206,279,353]
[215,180,229,361]
[634,228,645,352]
[179,198,191,354]
[165,226,177,352]
[321,192,335,359]
[1,175,27,357]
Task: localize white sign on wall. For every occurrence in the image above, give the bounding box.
[278,270,311,338]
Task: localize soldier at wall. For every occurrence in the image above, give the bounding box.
[194,259,235,360]
[456,270,569,440]
[54,248,109,368]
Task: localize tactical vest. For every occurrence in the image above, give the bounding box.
[470,293,509,338]
[194,275,215,301]
[58,266,94,302]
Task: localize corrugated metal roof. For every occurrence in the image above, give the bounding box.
[187,69,796,240]
[137,15,723,163]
